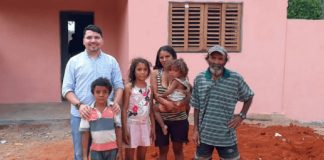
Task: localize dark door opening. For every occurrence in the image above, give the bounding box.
[60,11,94,99]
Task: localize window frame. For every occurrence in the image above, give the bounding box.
[168,2,243,53]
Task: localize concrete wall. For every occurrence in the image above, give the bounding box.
[0,0,122,103]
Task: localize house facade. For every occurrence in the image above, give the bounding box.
[1,0,324,121]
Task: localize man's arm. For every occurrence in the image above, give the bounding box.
[65,92,91,119]
[65,91,80,106]
[111,88,123,113]
[239,96,253,117]
[228,96,253,129]
[228,75,255,128]
[190,77,201,145]
[193,108,200,145]
[110,58,124,112]
[62,58,92,119]
[113,88,123,105]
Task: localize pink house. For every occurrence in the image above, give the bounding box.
[1,0,324,122]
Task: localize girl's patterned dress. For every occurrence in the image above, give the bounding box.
[125,83,152,148]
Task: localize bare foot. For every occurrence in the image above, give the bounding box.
[162,125,168,135]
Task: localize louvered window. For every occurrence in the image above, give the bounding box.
[169,2,242,52]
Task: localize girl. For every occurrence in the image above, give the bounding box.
[122,58,155,160]
[155,58,191,135]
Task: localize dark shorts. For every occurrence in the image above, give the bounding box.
[195,143,240,160]
[155,119,189,146]
[90,149,118,160]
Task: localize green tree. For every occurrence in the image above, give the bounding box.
[287,0,323,19]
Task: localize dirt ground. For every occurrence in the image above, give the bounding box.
[1,120,324,160]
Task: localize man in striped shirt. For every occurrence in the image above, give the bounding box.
[190,45,254,160]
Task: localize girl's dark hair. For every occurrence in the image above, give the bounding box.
[166,58,189,78]
[128,57,151,87]
[90,77,112,95]
[83,24,103,38]
[153,45,177,69]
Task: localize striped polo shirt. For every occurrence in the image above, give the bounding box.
[79,102,121,151]
[190,68,254,146]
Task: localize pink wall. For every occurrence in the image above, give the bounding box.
[115,0,129,80]
[126,0,324,121]
[284,20,324,121]
[127,0,288,114]
[0,0,120,103]
[1,0,323,121]
[127,0,168,64]
[228,0,288,114]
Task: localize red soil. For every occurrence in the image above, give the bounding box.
[5,124,324,160]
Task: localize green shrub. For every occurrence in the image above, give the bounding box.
[287,0,323,19]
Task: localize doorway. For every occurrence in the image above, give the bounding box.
[60,12,94,99]
[60,11,94,80]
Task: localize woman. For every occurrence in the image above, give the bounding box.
[150,45,190,160]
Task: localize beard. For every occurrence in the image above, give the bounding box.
[209,64,224,76]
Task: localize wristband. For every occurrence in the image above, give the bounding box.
[239,112,246,119]
[75,103,83,110]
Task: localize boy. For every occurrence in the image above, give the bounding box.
[79,77,122,160]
